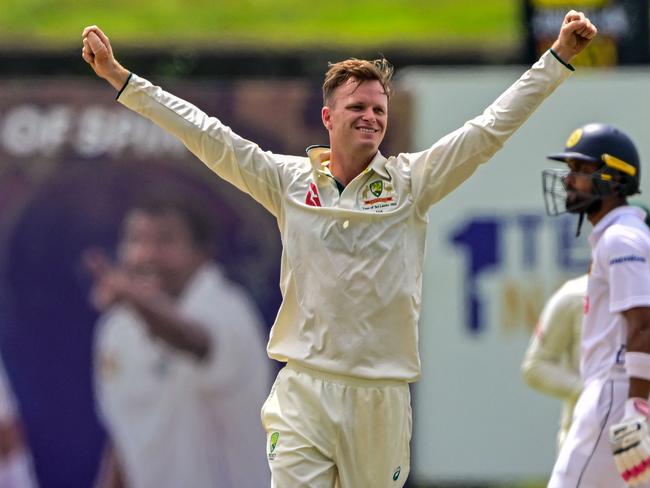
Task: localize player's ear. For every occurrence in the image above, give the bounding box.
[322,106,332,131]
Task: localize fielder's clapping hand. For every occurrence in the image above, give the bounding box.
[610,398,650,487]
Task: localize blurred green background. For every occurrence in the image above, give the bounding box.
[0,0,520,50]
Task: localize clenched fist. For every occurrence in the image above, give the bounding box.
[81,25,130,91]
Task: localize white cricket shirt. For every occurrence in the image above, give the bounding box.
[522,274,585,442]
[583,206,650,385]
[95,263,271,488]
[118,50,571,381]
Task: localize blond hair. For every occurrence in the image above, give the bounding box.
[322,58,393,105]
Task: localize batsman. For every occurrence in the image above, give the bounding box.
[83,11,596,487]
[544,123,650,487]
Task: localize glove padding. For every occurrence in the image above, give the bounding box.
[610,398,650,487]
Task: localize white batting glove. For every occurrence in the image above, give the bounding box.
[610,398,650,487]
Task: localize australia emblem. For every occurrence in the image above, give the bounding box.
[369,180,383,197]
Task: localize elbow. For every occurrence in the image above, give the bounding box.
[521,359,537,386]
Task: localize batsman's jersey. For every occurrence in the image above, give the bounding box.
[118,51,571,381]
[583,206,650,385]
[522,274,585,447]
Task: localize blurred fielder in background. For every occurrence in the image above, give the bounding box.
[85,192,271,488]
[0,356,36,488]
[522,273,586,453]
[543,123,650,487]
[81,11,595,487]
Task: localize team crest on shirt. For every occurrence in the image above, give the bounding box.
[370,180,383,197]
[360,179,397,212]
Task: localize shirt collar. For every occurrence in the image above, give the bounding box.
[306,145,330,171]
[305,145,389,180]
[589,205,646,247]
[366,151,390,179]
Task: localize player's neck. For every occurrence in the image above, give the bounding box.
[328,148,376,187]
[588,198,626,226]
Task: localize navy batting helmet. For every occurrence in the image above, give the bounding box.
[547,123,641,197]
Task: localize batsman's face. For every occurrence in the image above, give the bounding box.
[118,210,203,296]
[563,160,600,213]
[322,78,388,159]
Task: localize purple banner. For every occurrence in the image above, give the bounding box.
[0,77,411,486]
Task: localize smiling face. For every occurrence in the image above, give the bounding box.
[321,78,388,164]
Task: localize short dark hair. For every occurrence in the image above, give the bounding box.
[128,189,216,253]
[322,57,394,105]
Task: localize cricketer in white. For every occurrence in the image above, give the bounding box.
[82,12,597,487]
[522,274,586,452]
[94,264,271,488]
[86,195,271,488]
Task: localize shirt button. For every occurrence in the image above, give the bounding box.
[342,220,350,229]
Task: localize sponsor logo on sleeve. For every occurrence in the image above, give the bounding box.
[609,255,646,265]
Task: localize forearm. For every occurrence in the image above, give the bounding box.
[625,308,650,399]
[522,357,582,400]
[473,50,571,137]
[95,443,126,488]
[103,63,130,92]
[629,378,650,399]
[121,284,210,360]
[116,74,282,213]
[627,330,650,399]
[0,419,25,459]
[412,51,572,211]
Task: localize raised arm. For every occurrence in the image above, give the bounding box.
[408,11,597,215]
[80,25,285,216]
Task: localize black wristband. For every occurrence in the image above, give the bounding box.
[115,72,133,100]
[549,49,575,72]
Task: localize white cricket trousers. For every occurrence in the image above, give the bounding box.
[261,362,411,488]
[548,375,650,488]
